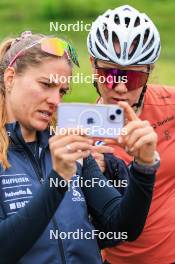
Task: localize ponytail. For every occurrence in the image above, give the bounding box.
[0,38,15,169]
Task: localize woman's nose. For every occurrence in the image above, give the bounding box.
[113,82,128,93]
[47,90,60,106]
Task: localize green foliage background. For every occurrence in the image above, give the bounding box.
[0,0,175,102]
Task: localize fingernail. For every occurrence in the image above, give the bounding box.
[125,146,129,152]
[130,147,134,152]
[109,147,114,153]
[118,136,123,143]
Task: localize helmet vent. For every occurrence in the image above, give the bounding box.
[140,49,154,63]
[125,17,131,28]
[112,32,120,57]
[95,43,107,58]
[89,35,93,50]
[103,23,108,41]
[129,34,141,59]
[123,7,131,11]
[97,28,106,48]
[146,35,155,50]
[114,14,120,25]
[143,29,150,44]
[134,16,140,27]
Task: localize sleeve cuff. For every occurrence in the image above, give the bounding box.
[48,170,68,194]
[132,158,160,175]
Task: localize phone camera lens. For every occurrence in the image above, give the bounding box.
[109,114,116,121]
[116,109,122,115]
[87,117,95,124]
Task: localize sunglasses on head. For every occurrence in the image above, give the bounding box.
[94,59,150,91]
[8,37,79,67]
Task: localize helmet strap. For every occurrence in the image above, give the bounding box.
[132,84,147,113]
[132,65,150,112]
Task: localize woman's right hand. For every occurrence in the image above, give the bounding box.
[104,102,158,165]
[49,131,93,181]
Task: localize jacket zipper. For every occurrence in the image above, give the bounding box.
[15,135,66,264]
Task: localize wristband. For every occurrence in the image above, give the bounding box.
[133,151,160,174]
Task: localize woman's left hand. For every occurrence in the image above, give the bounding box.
[91,145,114,172]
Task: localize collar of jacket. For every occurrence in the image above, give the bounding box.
[5,121,50,149]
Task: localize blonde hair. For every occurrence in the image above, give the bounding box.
[0,32,71,170]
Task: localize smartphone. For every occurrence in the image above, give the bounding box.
[57,103,124,138]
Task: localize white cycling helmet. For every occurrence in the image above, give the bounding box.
[87,5,161,66]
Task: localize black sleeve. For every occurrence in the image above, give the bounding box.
[0,170,67,263]
[82,155,155,244]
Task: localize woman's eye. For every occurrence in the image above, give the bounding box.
[42,82,52,88]
[40,82,69,96]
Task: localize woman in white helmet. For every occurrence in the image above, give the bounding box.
[87,5,175,264]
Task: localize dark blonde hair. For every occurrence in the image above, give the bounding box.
[0,31,72,170]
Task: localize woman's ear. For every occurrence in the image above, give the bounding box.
[89,56,95,65]
[4,67,15,92]
[89,56,97,75]
[150,64,155,71]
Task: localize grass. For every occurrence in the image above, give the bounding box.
[0,0,174,102]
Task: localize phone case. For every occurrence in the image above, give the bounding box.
[57,103,124,138]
